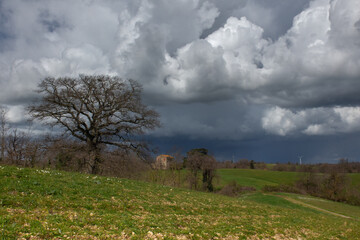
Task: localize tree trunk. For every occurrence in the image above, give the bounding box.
[87,143,101,174]
[202,169,214,192]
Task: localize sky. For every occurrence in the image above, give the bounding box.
[0,0,360,163]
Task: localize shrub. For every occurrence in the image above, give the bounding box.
[218,181,256,197]
[262,184,300,194]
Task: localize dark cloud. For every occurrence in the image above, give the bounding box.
[0,1,15,51]
[150,133,360,163]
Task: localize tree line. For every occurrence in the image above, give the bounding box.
[217,158,360,173]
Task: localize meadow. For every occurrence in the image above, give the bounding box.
[217,168,360,189]
[216,169,300,190]
[1,165,360,239]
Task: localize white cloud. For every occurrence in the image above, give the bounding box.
[7,105,27,123]
[262,106,360,136]
[262,107,305,136]
[162,0,360,108]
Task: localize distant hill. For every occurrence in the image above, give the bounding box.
[1,165,359,239]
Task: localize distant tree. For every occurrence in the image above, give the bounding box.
[337,158,350,173]
[23,136,44,168]
[6,129,28,165]
[322,171,348,201]
[235,159,250,169]
[296,171,319,194]
[186,148,216,191]
[186,151,203,190]
[250,160,255,169]
[28,75,160,174]
[256,161,267,170]
[168,147,184,170]
[201,155,216,192]
[183,148,207,168]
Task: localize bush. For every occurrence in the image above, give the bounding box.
[262,184,300,194]
[100,151,151,179]
[295,171,360,206]
[218,181,256,197]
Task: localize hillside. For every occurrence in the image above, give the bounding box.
[1,165,360,239]
[216,169,300,190]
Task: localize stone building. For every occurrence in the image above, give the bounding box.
[154,154,174,170]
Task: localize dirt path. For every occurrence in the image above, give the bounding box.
[277,195,353,219]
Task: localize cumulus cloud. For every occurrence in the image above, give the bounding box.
[163,0,360,108]
[6,105,27,123]
[262,106,360,136]
[160,16,269,102]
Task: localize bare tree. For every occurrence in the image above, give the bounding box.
[186,151,203,190]
[6,129,27,165]
[0,105,8,161]
[201,155,216,192]
[186,148,217,191]
[23,136,46,168]
[28,75,160,174]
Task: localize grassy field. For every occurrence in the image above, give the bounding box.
[349,173,360,187]
[275,192,360,220]
[217,168,360,189]
[216,169,300,190]
[1,165,360,239]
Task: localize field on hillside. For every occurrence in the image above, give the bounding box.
[349,173,360,187]
[217,168,360,189]
[1,165,360,239]
[216,169,300,190]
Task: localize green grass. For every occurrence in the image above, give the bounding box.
[276,192,360,220]
[349,173,360,187]
[1,165,360,239]
[216,169,300,190]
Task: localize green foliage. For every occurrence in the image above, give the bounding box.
[1,165,360,239]
[262,184,301,194]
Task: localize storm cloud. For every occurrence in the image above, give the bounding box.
[0,0,360,162]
